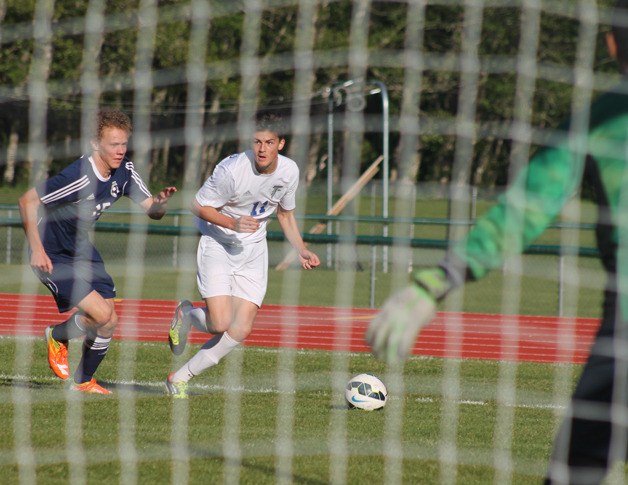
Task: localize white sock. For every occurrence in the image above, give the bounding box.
[186,307,209,332]
[171,332,240,382]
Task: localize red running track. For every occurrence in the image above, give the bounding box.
[0,293,600,364]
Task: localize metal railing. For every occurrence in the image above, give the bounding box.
[0,204,600,310]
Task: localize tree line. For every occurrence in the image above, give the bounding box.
[0,0,618,192]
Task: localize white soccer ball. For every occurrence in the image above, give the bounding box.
[345,373,387,411]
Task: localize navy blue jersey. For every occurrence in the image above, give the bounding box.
[35,155,152,262]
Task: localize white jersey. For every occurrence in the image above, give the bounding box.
[195,150,299,245]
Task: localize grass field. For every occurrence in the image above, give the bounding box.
[1,184,620,483]
[0,335,575,484]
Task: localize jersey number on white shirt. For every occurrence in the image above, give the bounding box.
[251,201,269,216]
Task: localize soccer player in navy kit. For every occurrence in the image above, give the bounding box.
[19,109,176,394]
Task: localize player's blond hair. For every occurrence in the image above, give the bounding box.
[96,109,133,140]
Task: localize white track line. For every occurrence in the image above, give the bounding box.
[0,371,565,409]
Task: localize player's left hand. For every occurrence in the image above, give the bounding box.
[299,249,320,270]
[154,186,177,204]
[145,187,177,219]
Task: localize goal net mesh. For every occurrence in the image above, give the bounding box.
[1,0,624,483]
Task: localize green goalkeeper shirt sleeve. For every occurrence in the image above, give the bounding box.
[451,140,583,280]
[448,82,628,285]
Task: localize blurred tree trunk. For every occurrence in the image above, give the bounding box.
[473,138,503,187]
[201,96,225,180]
[151,136,169,185]
[394,136,421,183]
[3,130,18,184]
[304,131,323,185]
[148,88,169,183]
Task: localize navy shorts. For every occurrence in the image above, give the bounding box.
[33,259,116,313]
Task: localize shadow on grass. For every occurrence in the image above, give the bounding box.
[0,376,58,390]
[99,380,168,395]
[0,376,171,396]
[182,450,330,485]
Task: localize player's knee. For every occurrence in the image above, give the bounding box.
[90,306,117,328]
[227,324,252,342]
[108,310,118,328]
[206,310,230,333]
[97,311,117,338]
[210,318,230,334]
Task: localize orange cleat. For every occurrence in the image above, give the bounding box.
[71,379,111,395]
[45,326,70,380]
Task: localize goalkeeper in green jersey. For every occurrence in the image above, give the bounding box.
[367,1,628,483]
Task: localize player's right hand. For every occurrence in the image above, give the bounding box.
[30,249,53,274]
[298,248,320,270]
[234,216,260,233]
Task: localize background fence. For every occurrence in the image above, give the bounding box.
[0,203,603,315]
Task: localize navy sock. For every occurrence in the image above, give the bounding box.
[52,313,86,342]
[74,335,111,383]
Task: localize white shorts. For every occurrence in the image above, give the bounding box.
[196,235,268,307]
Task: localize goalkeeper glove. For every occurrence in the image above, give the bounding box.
[366,267,452,364]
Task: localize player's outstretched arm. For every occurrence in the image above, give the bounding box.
[366,267,452,364]
[143,186,177,219]
[276,206,320,270]
[18,187,53,274]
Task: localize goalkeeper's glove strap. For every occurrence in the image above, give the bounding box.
[411,268,451,302]
[411,254,468,302]
[439,253,469,290]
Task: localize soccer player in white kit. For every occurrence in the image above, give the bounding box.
[166,110,320,398]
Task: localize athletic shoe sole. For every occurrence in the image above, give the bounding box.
[71,378,111,395]
[168,300,191,355]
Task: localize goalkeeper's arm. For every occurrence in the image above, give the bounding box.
[366,257,466,364]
